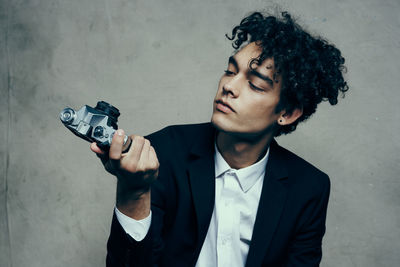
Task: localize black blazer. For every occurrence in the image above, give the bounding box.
[106,123,330,267]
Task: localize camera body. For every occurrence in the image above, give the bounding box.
[60,101,128,151]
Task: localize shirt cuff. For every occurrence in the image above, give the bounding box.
[114,207,152,241]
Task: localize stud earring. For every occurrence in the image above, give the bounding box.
[279,119,283,123]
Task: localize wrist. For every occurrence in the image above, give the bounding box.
[116,189,151,220]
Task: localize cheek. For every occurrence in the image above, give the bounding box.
[242,98,279,122]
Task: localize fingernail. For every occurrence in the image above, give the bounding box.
[117,129,124,136]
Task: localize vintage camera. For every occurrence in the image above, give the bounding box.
[60,101,131,152]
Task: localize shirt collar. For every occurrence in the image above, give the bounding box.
[214,144,269,192]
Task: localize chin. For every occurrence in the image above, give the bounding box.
[210,115,224,131]
[211,115,277,141]
[211,113,230,131]
[211,115,242,135]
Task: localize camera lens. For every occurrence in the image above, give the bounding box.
[95,101,120,122]
[60,108,76,124]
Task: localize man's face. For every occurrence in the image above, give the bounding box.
[211,42,283,139]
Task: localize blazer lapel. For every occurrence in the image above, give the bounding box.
[245,140,289,267]
[186,125,216,258]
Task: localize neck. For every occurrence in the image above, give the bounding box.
[216,131,273,169]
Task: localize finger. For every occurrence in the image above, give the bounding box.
[122,135,146,171]
[109,129,125,160]
[90,142,109,166]
[148,146,160,170]
[136,139,151,170]
[90,142,105,155]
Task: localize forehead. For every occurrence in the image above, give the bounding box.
[234,42,276,72]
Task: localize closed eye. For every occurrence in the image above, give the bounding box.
[248,81,265,92]
[224,70,236,76]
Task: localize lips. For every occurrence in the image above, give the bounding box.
[215,99,235,113]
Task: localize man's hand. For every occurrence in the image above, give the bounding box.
[90,129,159,219]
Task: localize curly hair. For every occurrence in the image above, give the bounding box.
[227,11,348,136]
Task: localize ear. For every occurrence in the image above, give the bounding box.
[277,108,303,126]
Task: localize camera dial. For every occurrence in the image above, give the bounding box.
[93,126,105,138]
[60,108,76,125]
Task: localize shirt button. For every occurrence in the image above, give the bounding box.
[222,237,230,245]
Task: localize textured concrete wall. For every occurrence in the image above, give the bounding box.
[1,1,11,266]
[1,0,399,266]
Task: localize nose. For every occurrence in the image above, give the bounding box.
[222,76,241,97]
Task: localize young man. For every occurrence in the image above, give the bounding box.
[91,11,348,267]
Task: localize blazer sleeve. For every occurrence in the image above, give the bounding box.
[284,174,331,267]
[106,212,153,267]
[106,176,173,266]
[106,127,176,267]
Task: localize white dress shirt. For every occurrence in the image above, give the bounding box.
[115,145,269,266]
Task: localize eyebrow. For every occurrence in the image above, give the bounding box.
[228,56,239,70]
[228,55,275,87]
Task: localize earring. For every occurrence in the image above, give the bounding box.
[279,119,283,123]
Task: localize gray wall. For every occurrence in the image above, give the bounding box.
[1,0,399,266]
